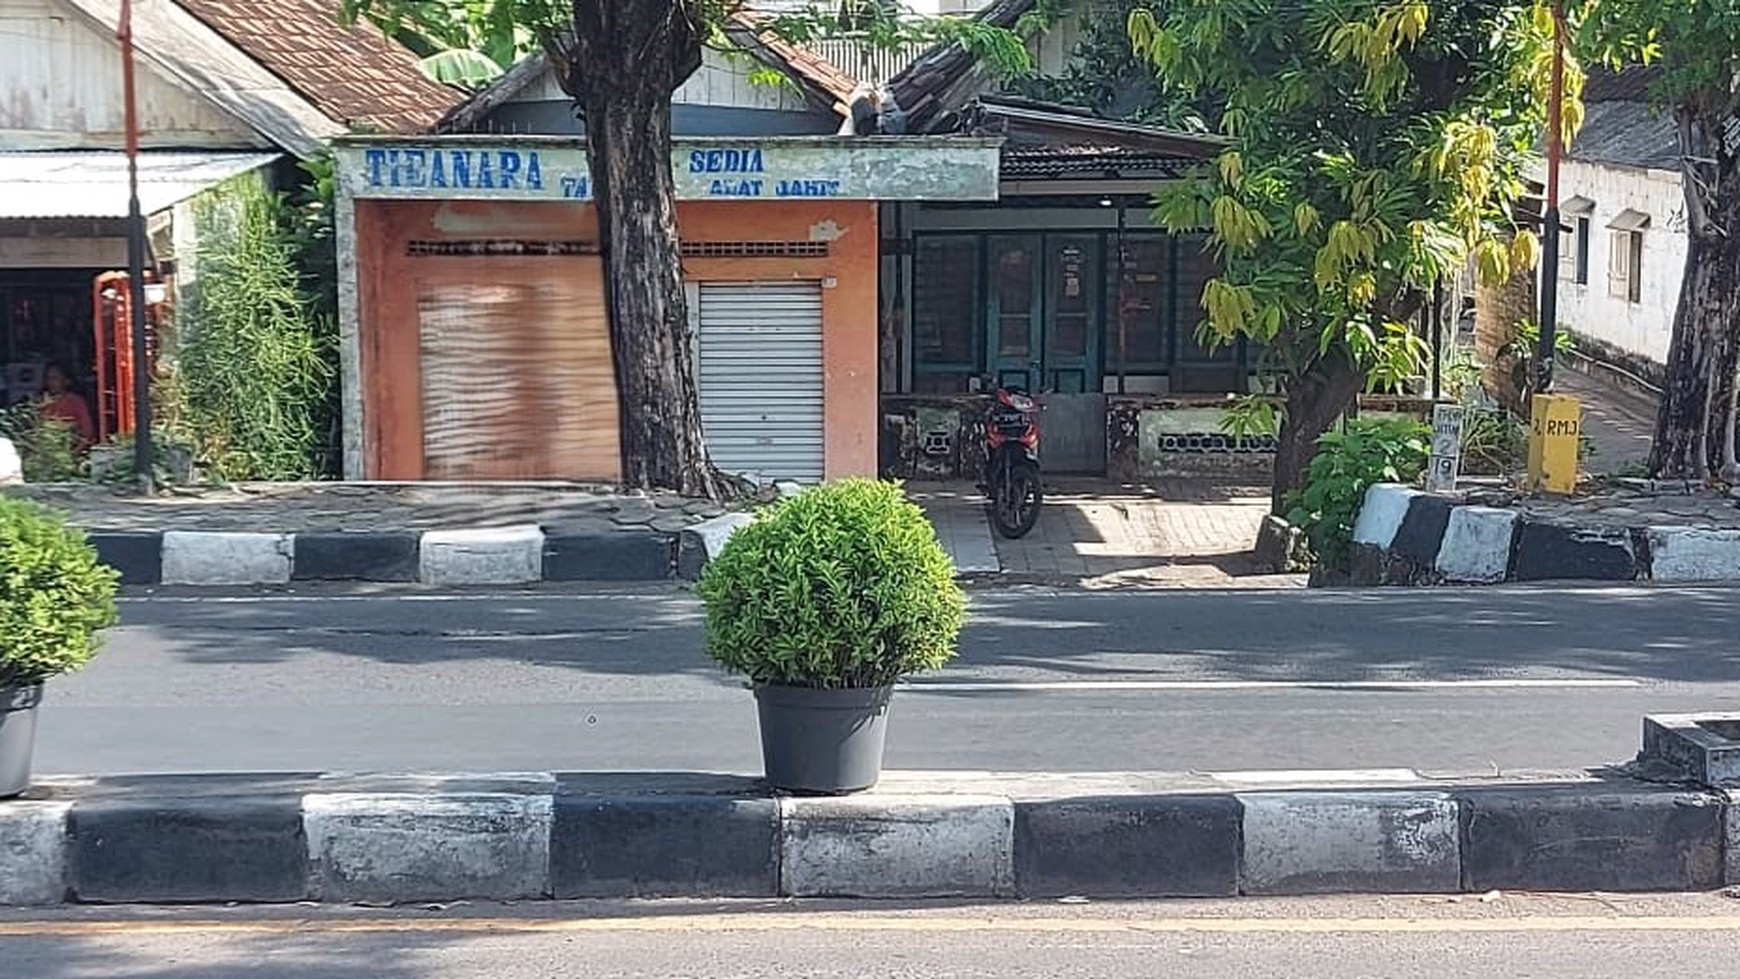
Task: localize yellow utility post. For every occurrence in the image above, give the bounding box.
[1527,394,1582,494]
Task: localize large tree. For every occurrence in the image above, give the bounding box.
[1128,0,1568,512]
[345,0,1034,498]
[1577,2,1740,481]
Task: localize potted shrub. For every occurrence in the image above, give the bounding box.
[698,479,965,793]
[0,498,119,798]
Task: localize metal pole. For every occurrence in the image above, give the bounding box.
[1431,283,1443,401]
[1533,0,1566,396]
[120,0,153,492]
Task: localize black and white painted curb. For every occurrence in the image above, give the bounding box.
[1348,483,1740,586]
[0,770,1734,906]
[87,514,755,587]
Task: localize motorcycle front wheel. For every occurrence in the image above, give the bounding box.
[989,465,1043,539]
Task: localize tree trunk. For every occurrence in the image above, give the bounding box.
[1649,234,1725,479]
[566,0,729,498]
[1650,102,1740,482]
[1271,352,1364,514]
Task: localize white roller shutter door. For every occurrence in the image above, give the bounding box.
[696,281,825,482]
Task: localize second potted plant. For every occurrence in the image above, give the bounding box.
[698,478,965,794]
[0,498,119,798]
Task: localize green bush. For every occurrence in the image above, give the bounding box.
[0,499,119,687]
[698,479,966,689]
[179,175,336,480]
[0,404,85,483]
[1286,417,1430,571]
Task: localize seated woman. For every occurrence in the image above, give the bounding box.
[39,363,95,451]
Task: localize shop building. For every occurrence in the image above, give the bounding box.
[0,0,456,429]
[331,136,1001,482]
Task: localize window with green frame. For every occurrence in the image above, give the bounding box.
[911,235,981,393]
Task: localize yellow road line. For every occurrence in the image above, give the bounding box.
[4,914,1740,938]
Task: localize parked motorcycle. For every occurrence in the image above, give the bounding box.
[981,382,1043,539]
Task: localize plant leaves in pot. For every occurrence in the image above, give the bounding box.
[698,479,965,794]
[0,498,119,798]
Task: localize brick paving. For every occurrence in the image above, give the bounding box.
[0,482,729,536]
[909,477,1304,588]
[1556,369,1657,475]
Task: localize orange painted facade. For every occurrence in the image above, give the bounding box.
[354,197,880,481]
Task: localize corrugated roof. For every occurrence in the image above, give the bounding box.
[0,151,283,219]
[887,0,1036,131]
[1570,100,1678,171]
[173,0,461,133]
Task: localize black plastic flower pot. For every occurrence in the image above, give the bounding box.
[754,684,893,794]
[0,684,44,800]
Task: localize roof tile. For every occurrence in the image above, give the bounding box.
[174,0,461,133]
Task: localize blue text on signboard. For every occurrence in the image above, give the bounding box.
[366,149,546,191]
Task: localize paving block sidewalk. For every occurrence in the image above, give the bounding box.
[2,768,1731,906]
[911,478,1302,589]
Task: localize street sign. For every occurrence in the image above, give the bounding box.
[1426,403,1465,493]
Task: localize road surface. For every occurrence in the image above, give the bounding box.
[34,583,1740,776]
[5,895,1740,978]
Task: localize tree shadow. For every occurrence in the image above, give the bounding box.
[104,582,1740,686]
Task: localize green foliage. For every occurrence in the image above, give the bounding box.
[0,498,118,687]
[0,404,84,483]
[1013,0,1210,129]
[342,1,1042,88]
[1129,0,1567,407]
[1219,394,1282,441]
[179,176,337,481]
[1575,0,1740,114]
[1459,406,1528,475]
[1501,317,1575,401]
[1285,417,1429,570]
[698,479,965,690]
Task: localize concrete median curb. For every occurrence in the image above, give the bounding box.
[0,770,1732,906]
[1348,485,1740,586]
[86,525,697,587]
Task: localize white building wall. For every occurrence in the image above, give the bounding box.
[0,0,260,149]
[514,48,814,113]
[1548,158,1687,366]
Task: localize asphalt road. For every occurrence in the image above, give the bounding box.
[33,583,1740,776]
[6,896,1740,978]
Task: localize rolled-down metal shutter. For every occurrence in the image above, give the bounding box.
[697,281,825,482]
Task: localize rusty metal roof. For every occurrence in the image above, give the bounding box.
[173,0,461,134]
[0,150,283,219]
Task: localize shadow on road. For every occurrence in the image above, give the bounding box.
[106,584,1740,686]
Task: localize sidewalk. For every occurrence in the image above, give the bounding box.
[1556,369,1657,475]
[910,478,1302,588]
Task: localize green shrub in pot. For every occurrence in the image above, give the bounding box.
[699,479,965,792]
[0,498,120,798]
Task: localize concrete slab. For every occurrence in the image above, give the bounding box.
[292,532,420,582]
[1458,783,1725,892]
[1512,520,1637,582]
[678,512,755,579]
[304,793,552,903]
[543,531,675,582]
[419,525,545,586]
[1352,484,1419,549]
[1239,791,1459,894]
[68,797,307,903]
[780,794,1013,898]
[1013,794,1241,898]
[0,801,69,905]
[1435,506,1518,583]
[161,532,293,586]
[87,532,163,586]
[1647,527,1740,582]
[551,795,777,898]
